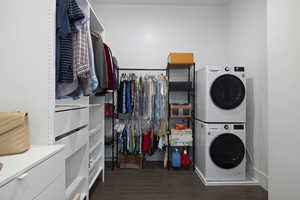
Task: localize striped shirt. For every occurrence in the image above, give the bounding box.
[56,0,85,82]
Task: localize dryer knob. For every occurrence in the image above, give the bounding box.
[224,125,229,130]
[225,67,230,72]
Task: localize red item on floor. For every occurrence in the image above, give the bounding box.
[181,150,190,167]
[142,132,151,153]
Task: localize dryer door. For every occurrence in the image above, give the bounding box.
[210,74,245,110]
[209,133,245,169]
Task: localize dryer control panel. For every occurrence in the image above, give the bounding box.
[234,66,245,72]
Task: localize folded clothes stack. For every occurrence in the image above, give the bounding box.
[171,128,192,135]
[170,129,193,146]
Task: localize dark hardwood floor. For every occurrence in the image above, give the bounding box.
[90,168,268,200]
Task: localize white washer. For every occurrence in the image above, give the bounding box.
[195,121,246,181]
[196,65,246,123]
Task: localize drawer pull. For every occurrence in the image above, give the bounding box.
[17,173,29,180]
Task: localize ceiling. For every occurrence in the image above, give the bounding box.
[91,0,231,6]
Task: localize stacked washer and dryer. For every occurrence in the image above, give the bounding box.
[195,65,247,183]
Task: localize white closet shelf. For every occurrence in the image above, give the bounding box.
[89,2,104,32]
[89,104,102,107]
[65,176,86,200]
[89,141,102,154]
[89,166,103,190]
[89,154,103,172]
[89,125,103,136]
[55,104,88,112]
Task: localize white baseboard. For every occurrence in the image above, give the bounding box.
[195,166,207,185]
[252,166,268,190]
[194,166,259,186]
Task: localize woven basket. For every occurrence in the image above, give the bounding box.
[0,112,30,155]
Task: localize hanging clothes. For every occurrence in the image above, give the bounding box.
[117,80,125,113]
[125,80,132,113]
[55,0,118,100]
[56,0,85,98]
[112,56,119,90]
[87,25,98,91]
[91,32,108,93]
[117,73,169,155]
[103,43,115,90]
[73,21,92,96]
[74,22,90,79]
[56,0,85,83]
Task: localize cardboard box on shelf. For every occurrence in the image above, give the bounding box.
[168,53,194,65]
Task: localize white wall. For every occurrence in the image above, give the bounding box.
[93,4,229,69]
[93,1,269,189]
[268,0,300,199]
[93,2,229,162]
[0,0,56,145]
[227,0,268,190]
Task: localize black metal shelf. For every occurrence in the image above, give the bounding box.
[104,90,117,170]
[169,81,193,91]
[167,63,195,69]
[170,117,193,120]
[169,145,193,147]
[167,63,196,170]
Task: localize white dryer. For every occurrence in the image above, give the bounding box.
[195,121,246,181]
[196,65,246,123]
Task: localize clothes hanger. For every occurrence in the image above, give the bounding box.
[121,73,126,81]
[91,31,100,38]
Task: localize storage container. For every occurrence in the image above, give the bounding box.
[168,53,194,65]
[119,154,143,169]
[0,112,30,155]
[170,104,192,118]
[171,149,181,168]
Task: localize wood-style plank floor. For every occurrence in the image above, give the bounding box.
[90,168,268,200]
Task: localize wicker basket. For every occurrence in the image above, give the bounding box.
[170,104,192,118]
[119,154,143,169]
[0,112,30,155]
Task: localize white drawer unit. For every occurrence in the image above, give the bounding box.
[0,1,105,199]
[54,105,90,200]
[54,108,89,138]
[56,127,89,159]
[89,96,105,188]
[0,145,65,200]
[35,175,65,200]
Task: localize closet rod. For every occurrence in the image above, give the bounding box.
[117,68,167,71]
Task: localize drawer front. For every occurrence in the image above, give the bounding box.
[55,108,89,138]
[35,175,65,200]
[56,127,89,159]
[0,150,64,200]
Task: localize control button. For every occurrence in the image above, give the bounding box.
[225,67,230,72]
[224,125,229,130]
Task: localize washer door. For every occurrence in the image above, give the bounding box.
[210,74,245,110]
[210,133,245,169]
